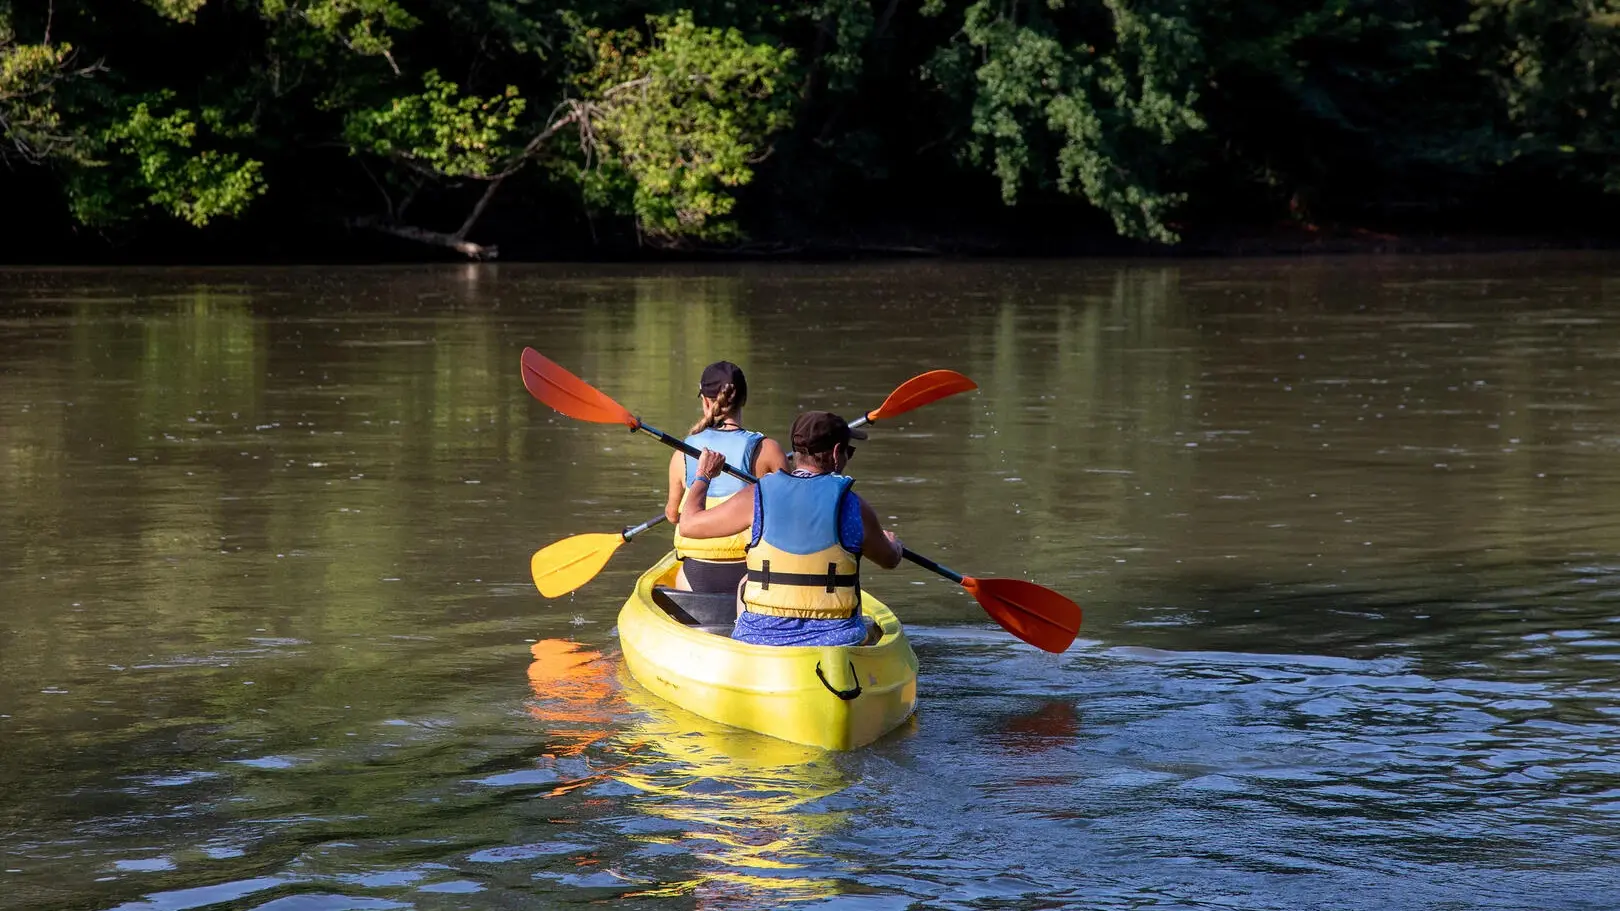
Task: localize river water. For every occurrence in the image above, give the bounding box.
[2,257,1618,910]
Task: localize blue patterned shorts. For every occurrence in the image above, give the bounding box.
[731,609,868,646]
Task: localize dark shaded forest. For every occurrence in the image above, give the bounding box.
[3,0,1617,261]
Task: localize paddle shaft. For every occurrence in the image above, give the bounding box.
[632,420,760,485]
[901,547,964,584]
[622,513,668,541]
[611,425,756,547]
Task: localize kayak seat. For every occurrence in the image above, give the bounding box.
[651,586,736,636]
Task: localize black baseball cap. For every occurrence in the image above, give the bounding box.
[699,361,747,403]
[790,411,867,454]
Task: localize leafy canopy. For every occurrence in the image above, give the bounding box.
[575,12,796,242]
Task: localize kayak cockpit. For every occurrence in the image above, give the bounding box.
[650,586,735,636]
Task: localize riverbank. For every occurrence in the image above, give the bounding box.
[8,218,1619,266]
[690,223,1620,260]
[7,171,1616,266]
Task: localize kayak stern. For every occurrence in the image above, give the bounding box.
[618,552,918,750]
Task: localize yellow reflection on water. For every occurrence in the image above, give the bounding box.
[525,638,873,906]
[613,669,851,905]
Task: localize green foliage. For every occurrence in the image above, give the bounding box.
[260,0,418,67]
[1197,0,1485,211]
[576,12,795,242]
[1469,0,1620,189]
[950,0,1204,242]
[811,0,873,94]
[0,28,91,165]
[345,70,526,180]
[70,94,265,226]
[142,0,210,23]
[6,0,1620,253]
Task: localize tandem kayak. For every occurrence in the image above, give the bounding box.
[618,551,919,750]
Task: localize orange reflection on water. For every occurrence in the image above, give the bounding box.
[525,638,621,759]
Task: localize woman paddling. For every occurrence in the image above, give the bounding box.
[677,411,904,646]
[665,361,788,592]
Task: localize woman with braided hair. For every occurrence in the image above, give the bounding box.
[664,362,788,592]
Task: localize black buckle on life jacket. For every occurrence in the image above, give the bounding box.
[748,563,858,590]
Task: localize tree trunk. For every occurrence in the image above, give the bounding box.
[348,216,498,259]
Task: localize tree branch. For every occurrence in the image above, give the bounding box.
[355,158,395,219]
[447,104,589,241]
[348,215,498,259]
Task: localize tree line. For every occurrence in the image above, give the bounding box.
[2,0,1616,259]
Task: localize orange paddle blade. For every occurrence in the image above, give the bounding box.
[962,576,1081,654]
[866,369,977,423]
[531,532,627,597]
[521,348,638,427]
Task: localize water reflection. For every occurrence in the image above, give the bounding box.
[988,699,1083,755]
[612,677,852,907]
[524,638,854,906]
[526,639,618,760]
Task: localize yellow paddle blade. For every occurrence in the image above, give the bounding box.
[531,533,627,598]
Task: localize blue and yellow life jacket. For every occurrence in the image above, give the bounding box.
[742,471,863,619]
[672,427,764,562]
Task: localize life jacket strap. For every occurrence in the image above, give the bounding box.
[753,560,859,593]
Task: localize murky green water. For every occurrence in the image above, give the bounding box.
[3,257,1619,909]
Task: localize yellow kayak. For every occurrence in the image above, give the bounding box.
[618,551,919,750]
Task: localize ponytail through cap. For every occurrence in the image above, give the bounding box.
[690,383,740,435]
[690,361,748,435]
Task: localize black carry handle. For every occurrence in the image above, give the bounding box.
[815,661,863,701]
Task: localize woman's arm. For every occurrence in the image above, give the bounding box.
[753,437,788,476]
[677,449,755,538]
[664,451,685,524]
[859,498,904,569]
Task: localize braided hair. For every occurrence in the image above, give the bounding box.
[689,382,742,435]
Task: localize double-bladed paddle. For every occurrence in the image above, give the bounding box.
[525,348,976,596]
[521,348,1080,653]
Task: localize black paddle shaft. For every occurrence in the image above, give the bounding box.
[621,513,669,541]
[902,548,965,584]
[633,421,760,484]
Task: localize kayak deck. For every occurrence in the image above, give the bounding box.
[618,551,919,750]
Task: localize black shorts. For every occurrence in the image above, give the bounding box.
[681,558,749,593]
